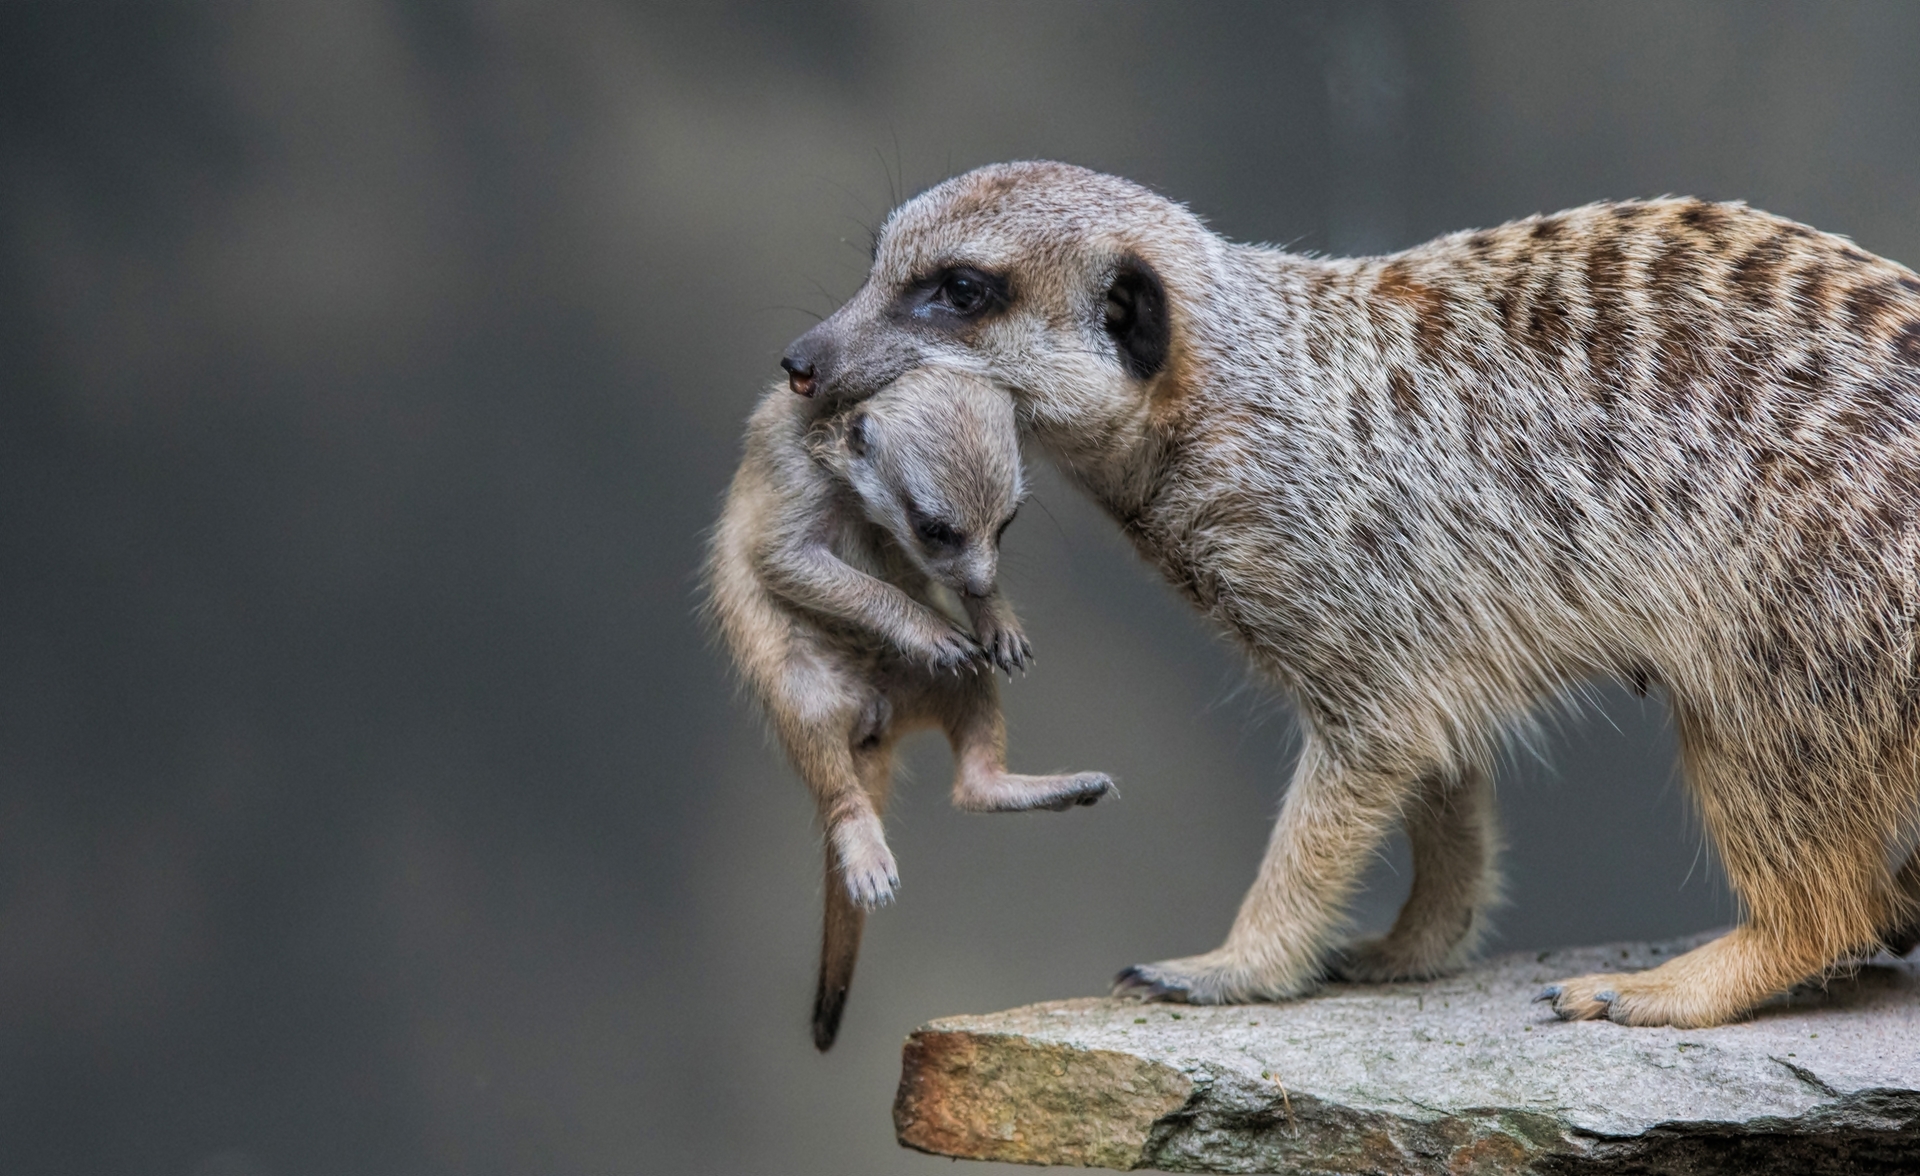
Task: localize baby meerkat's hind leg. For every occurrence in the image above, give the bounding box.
[774,680,898,909]
[941,673,1112,812]
[1544,718,1901,1028]
[1333,763,1501,982]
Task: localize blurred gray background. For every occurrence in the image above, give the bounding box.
[3,2,1917,1173]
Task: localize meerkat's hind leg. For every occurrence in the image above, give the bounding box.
[1332,763,1500,983]
[829,794,898,908]
[779,677,899,909]
[832,695,902,908]
[940,674,1113,812]
[1544,726,1896,1027]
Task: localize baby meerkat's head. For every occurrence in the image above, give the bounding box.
[830,368,1025,598]
[780,161,1213,442]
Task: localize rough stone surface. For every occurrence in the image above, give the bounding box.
[894,936,1920,1173]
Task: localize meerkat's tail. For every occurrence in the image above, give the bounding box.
[812,843,866,1051]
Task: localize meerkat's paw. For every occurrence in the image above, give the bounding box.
[1330,933,1465,983]
[1535,967,1737,1028]
[1112,949,1318,1004]
[971,611,1033,675]
[1032,771,1113,811]
[956,770,1113,813]
[905,620,985,673]
[831,815,899,909]
[1535,972,1639,1023]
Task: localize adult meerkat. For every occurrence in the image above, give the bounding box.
[777,161,1920,1029]
[705,365,1113,1050]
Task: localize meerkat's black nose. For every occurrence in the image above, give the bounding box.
[780,354,817,398]
[783,325,837,398]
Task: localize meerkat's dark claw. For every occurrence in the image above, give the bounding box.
[1533,985,1562,1004]
[1112,966,1187,1002]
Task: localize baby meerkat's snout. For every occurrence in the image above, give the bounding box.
[955,545,998,600]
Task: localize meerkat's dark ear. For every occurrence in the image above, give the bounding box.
[1103,255,1169,380]
[846,412,871,457]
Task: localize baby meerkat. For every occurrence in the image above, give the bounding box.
[780,160,1920,1029]
[705,365,1113,1050]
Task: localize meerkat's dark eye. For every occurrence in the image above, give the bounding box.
[915,518,963,548]
[995,507,1019,544]
[845,413,871,457]
[939,272,989,314]
[905,265,1009,325]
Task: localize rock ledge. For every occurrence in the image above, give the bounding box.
[894,937,1919,1173]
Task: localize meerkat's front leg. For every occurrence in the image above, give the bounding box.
[1333,764,1500,982]
[942,674,1112,813]
[1116,735,1413,1003]
[760,541,981,669]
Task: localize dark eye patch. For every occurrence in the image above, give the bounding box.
[892,265,1012,329]
[904,499,966,549]
[916,517,963,548]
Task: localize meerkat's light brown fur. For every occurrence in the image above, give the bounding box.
[779,161,1920,1028]
[704,366,1112,1050]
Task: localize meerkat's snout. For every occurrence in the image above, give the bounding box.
[779,352,817,398]
[781,321,838,397]
[956,546,997,600]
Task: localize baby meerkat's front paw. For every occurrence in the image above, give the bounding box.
[972,610,1033,675]
[831,814,899,909]
[904,620,985,673]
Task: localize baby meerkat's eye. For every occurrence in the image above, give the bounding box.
[995,507,1020,544]
[845,413,871,457]
[915,518,964,548]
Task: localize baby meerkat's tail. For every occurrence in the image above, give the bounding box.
[809,730,899,1051]
[813,838,865,1051]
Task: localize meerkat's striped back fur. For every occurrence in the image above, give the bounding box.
[780,162,1920,1027]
